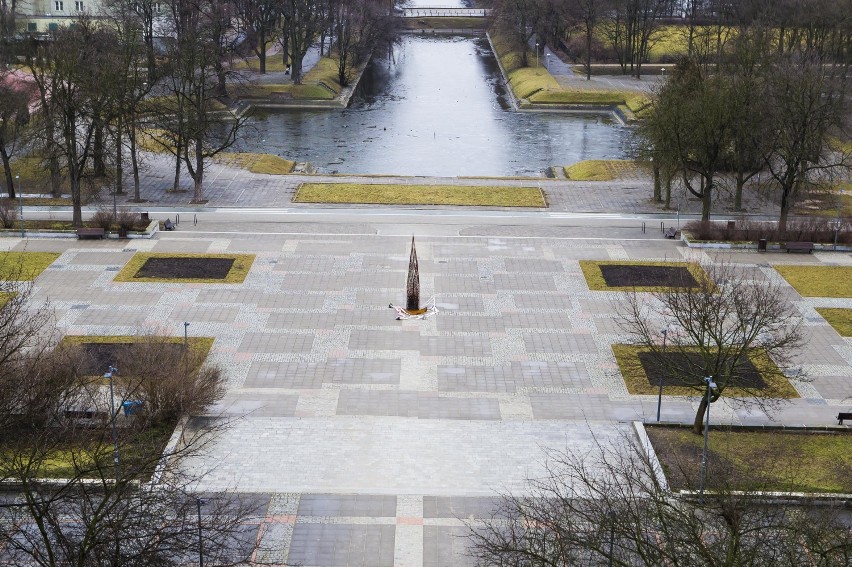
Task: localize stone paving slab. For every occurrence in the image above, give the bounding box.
[16,228,852,567]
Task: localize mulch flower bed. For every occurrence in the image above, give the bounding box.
[637,351,767,389]
[599,264,698,288]
[79,342,187,376]
[135,257,235,280]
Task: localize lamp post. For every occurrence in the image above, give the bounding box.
[661,67,665,79]
[196,497,206,567]
[104,365,120,479]
[656,329,667,422]
[16,175,23,238]
[699,376,717,500]
[184,321,190,350]
[535,42,539,67]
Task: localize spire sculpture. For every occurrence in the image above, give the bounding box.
[406,236,420,312]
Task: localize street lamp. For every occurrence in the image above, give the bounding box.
[184,321,190,350]
[16,175,23,238]
[661,67,666,79]
[699,376,717,500]
[535,42,539,67]
[656,329,667,422]
[196,497,207,567]
[104,365,120,479]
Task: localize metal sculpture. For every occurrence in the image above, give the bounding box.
[406,236,420,312]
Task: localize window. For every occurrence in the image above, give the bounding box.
[153,2,161,13]
[27,22,37,31]
[48,22,59,30]
[74,0,83,10]
[54,0,63,11]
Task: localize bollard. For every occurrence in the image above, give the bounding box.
[194,214,197,226]
[175,214,180,224]
[661,221,665,232]
[642,222,646,233]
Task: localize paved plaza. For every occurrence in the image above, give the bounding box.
[8,222,852,565]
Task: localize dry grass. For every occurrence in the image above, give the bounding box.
[579,260,706,292]
[214,153,295,174]
[564,160,642,181]
[815,308,852,336]
[612,344,799,398]
[646,426,851,493]
[293,183,547,207]
[774,265,852,298]
[0,252,61,281]
[113,253,255,284]
[235,57,343,101]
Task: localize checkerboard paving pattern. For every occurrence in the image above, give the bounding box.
[23,234,852,566]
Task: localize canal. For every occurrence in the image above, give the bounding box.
[236,35,629,177]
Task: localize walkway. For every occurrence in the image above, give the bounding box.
[9,215,851,565]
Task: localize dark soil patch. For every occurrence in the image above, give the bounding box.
[135,257,234,279]
[80,342,187,375]
[638,351,767,389]
[599,264,697,288]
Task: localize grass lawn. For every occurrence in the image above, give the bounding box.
[0,423,176,480]
[774,265,852,297]
[816,308,852,336]
[564,160,642,181]
[612,343,799,398]
[113,253,255,283]
[235,57,343,100]
[0,251,61,280]
[579,260,706,292]
[645,426,851,493]
[214,152,296,174]
[293,183,547,207]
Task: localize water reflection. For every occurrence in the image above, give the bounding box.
[237,36,628,177]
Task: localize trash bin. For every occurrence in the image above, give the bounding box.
[141,212,149,221]
[757,238,767,252]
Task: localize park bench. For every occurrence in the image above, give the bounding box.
[838,412,852,425]
[783,241,814,253]
[76,227,105,240]
[664,227,679,239]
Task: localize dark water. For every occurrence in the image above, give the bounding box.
[237,36,629,177]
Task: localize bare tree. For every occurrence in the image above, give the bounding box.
[332,0,393,87]
[636,59,734,219]
[237,0,282,74]
[26,18,125,226]
[282,0,329,84]
[468,431,852,566]
[762,53,850,232]
[617,260,804,434]
[0,70,33,198]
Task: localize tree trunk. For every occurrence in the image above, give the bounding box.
[258,28,267,74]
[664,173,672,209]
[653,162,661,202]
[115,120,124,195]
[172,151,182,192]
[291,56,303,84]
[701,178,713,220]
[129,120,141,202]
[71,177,83,227]
[693,395,708,435]
[192,140,204,203]
[1,148,14,199]
[734,171,745,211]
[93,121,106,177]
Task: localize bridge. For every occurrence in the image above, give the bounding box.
[400,7,491,17]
